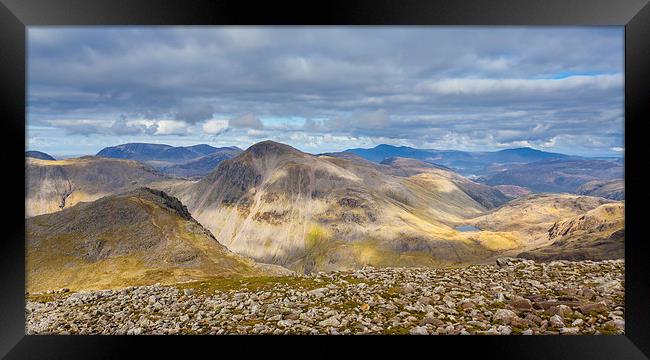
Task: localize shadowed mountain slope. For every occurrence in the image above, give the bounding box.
[98,143,240,163]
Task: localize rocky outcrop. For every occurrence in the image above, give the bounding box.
[518,203,624,261]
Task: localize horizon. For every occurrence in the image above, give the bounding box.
[25,139,624,160]
[27,27,624,158]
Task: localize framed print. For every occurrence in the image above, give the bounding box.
[1,0,649,358]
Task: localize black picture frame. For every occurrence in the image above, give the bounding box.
[1,0,648,358]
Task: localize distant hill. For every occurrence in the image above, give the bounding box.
[344,144,448,163]
[487,147,569,163]
[159,148,243,179]
[478,158,623,193]
[25,156,167,217]
[342,144,623,196]
[343,144,572,175]
[26,188,290,292]
[26,151,55,161]
[96,143,242,177]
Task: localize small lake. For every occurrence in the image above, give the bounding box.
[456,225,480,232]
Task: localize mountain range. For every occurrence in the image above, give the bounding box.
[25,140,625,291]
[96,143,243,178]
[340,144,624,198]
[91,142,624,199]
[343,145,572,174]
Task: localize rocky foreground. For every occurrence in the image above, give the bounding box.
[26,258,625,335]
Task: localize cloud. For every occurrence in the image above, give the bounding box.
[230,114,264,129]
[418,74,622,96]
[174,101,215,123]
[46,119,112,136]
[351,109,391,128]
[202,119,229,135]
[26,27,624,156]
[152,120,188,135]
[46,117,189,136]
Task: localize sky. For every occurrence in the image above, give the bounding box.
[27,26,624,157]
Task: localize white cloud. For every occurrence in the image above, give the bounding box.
[539,137,557,148]
[202,119,229,135]
[154,120,188,135]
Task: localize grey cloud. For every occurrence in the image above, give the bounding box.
[230,114,264,130]
[174,101,215,124]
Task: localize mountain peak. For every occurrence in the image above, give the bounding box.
[127,187,194,221]
[245,140,303,157]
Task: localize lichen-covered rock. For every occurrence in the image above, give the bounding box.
[26,259,624,335]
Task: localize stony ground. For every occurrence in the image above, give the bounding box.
[26,258,625,335]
